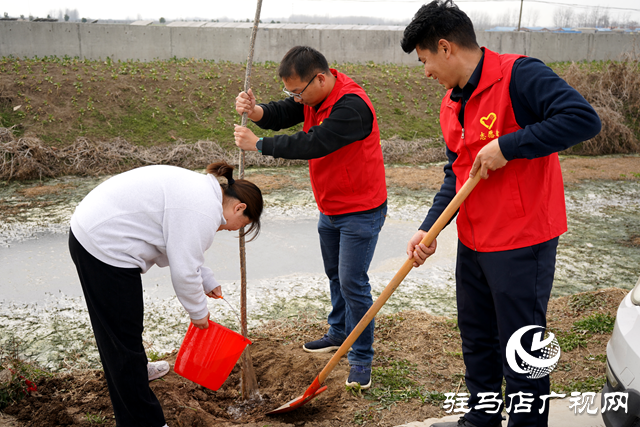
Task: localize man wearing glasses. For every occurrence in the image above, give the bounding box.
[234,45,386,389]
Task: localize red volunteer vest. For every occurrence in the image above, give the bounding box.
[304,69,387,215]
[440,48,567,252]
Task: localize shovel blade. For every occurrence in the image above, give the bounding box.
[266,377,327,415]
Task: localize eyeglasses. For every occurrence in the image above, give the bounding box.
[283,72,324,99]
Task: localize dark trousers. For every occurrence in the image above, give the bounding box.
[457,237,558,427]
[69,230,166,427]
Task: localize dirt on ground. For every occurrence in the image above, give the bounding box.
[1,158,638,426]
[0,285,628,427]
[385,155,640,189]
[243,155,640,194]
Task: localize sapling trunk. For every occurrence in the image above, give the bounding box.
[238,0,263,402]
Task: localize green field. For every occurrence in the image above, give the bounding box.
[0,56,638,156]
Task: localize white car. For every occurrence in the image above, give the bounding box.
[602,275,640,427]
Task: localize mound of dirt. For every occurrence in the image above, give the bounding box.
[1,288,628,427]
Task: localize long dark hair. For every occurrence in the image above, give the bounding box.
[206,161,263,241]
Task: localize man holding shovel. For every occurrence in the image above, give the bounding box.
[402,1,601,426]
[234,46,387,389]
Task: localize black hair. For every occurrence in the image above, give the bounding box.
[206,161,263,241]
[401,0,479,54]
[277,46,330,81]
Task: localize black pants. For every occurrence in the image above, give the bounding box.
[457,237,558,427]
[69,230,166,427]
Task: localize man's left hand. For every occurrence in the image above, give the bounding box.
[470,138,508,180]
[234,125,259,152]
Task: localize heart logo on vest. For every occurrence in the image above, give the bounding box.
[480,113,497,129]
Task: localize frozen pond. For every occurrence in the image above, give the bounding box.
[1,168,639,370]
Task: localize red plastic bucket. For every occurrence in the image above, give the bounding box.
[174,320,252,390]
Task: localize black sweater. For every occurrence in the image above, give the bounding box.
[254,94,373,160]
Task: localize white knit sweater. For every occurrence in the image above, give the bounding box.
[70,165,226,320]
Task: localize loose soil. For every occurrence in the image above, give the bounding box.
[1,159,638,426]
[244,155,640,194]
[384,155,640,189]
[0,288,627,427]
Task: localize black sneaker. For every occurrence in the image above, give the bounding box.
[345,365,372,389]
[303,334,342,353]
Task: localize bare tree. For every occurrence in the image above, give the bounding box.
[553,7,574,28]
[468,11,493,30]
[577,6,611,27]
[594,7,611,28]
[611,15,639,29]
[524,9,540,27]
[496,8,519,27]
[65,8,79,21]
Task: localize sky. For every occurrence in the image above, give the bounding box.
[5,0,640,27]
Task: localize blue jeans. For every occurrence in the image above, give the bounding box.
[317,205,386,367]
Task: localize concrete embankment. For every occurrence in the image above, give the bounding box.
[1,21,638,64]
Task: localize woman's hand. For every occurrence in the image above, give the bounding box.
[205,286,222,299]
[191,312,210,329]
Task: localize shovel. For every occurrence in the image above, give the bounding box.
[267,172,482,415]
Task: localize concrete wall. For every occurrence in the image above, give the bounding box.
[1,21,638,65]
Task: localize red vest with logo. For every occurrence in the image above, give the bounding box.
[440,48,567,252]
[304,69,387,215]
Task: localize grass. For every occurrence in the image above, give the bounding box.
[572,313,616,335]
[1,55,637,156]
[584,353,607,363]
[1,56,638,181]
[555,330,589,352]
[85,411,107,424]
[347,357,447,420]
[554,376,607,394]
[568,292,602,312]
[146,349,162,362]
[553,310,616,352]
[0,337,50,410]
[0,56,441,149]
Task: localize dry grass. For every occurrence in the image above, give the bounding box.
[561,57,640,155]
[3,57,640,181]
[0,288,630,427]
[0,127,446,181]
[381,136,446,164]
[2,57,639,181]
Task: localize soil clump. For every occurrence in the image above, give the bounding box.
[0,288,628,427]
[1,157,638,425]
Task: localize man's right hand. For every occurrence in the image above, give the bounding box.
[235,89,259,120]
[406,230,437,268]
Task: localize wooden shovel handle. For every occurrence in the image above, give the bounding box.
[317,172,482,384]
